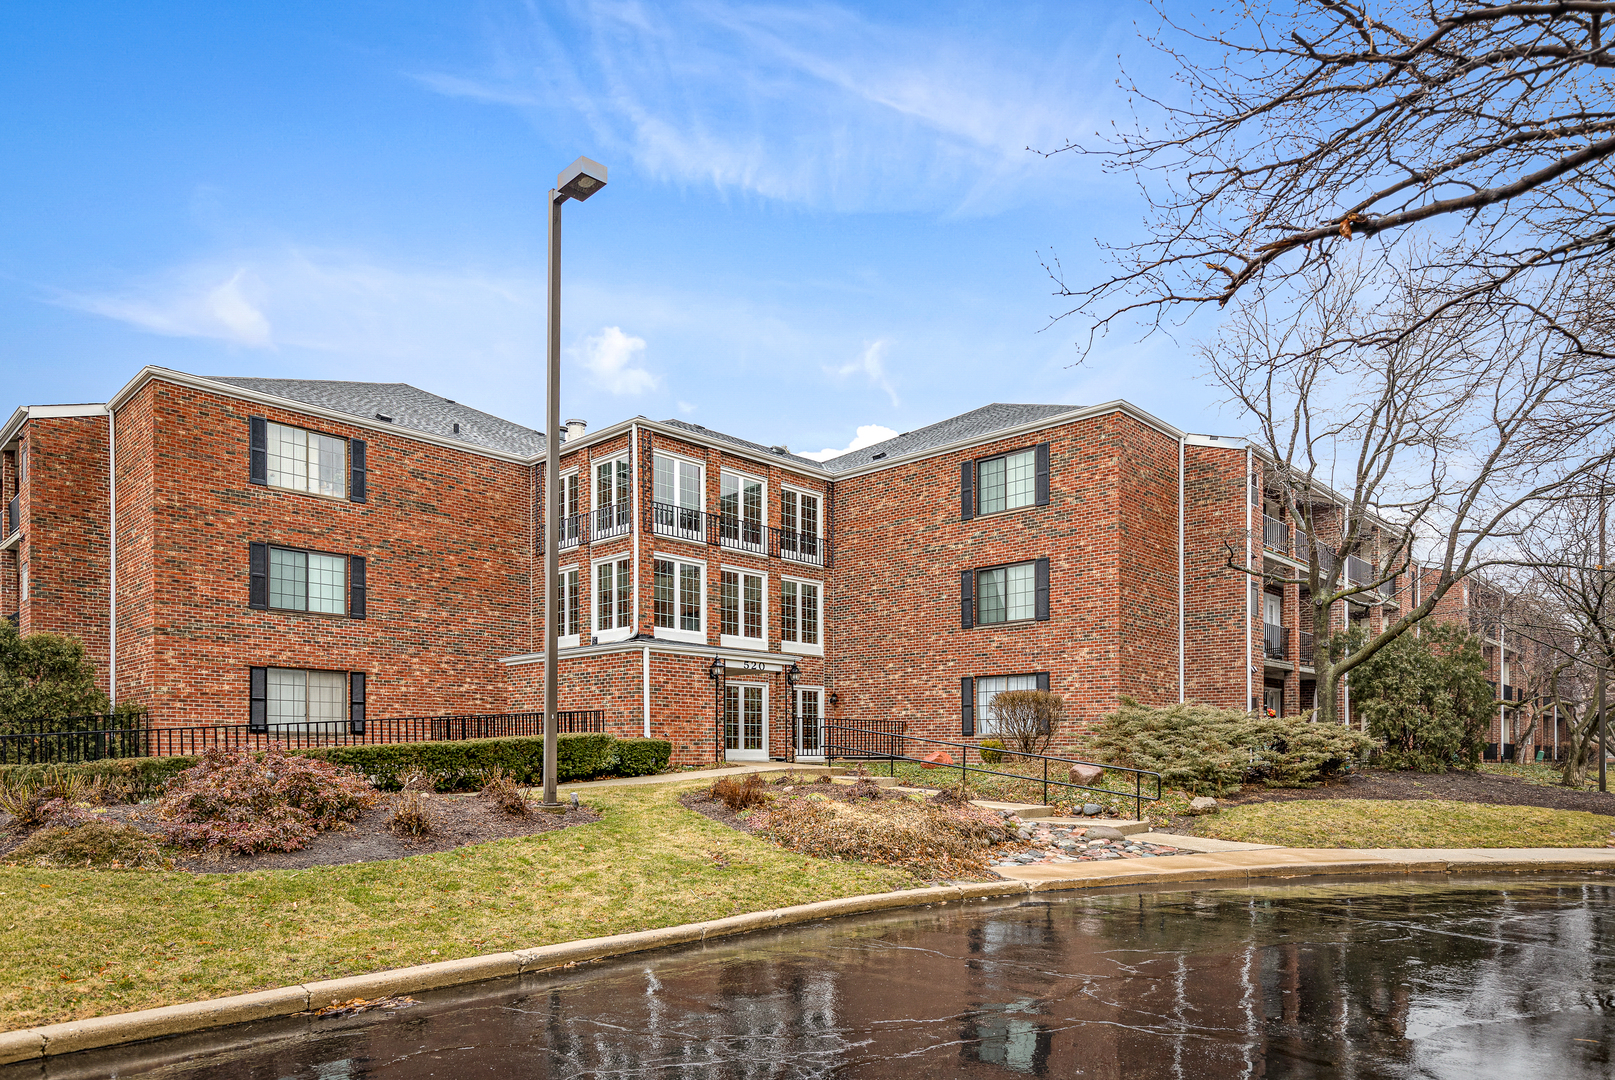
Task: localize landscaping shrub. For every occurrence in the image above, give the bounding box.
[156,746,377,855]
[1092,698,1373,796]
[388,791,436,837]
[612,737,672,777]
[479,770,529,817]
[0,768,103,830]
[1346,624,1492,771]
[303,733,614,791]
[752,796,1012,879]
[7,822,170,869]
[989,690,1064,755]
[977,739,1005,765]
[710,774,770,811]
[0,622,122,730]
[0,757,194,803]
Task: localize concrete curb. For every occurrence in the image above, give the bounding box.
[5,849,1613,1065]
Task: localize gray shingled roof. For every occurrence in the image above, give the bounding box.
[816,403,1079,472]
[209,377,544,457]
[660,418,828,471]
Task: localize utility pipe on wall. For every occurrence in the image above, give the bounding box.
[1178,435,1185,703]
[107,406,116,706]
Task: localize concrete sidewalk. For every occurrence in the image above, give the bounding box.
[558,762,840,792]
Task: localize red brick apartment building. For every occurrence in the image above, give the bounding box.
[3,367,1414,765]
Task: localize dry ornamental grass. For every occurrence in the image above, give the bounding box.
[750,792,1014,880]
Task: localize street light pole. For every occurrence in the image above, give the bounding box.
[542,157,608,808]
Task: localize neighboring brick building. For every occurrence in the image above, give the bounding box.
[2,367,1407,764]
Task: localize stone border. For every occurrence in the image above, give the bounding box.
[3,849,1613,1065]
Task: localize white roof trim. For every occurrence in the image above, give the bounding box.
[500,639,808,667]
[0,404,109,449]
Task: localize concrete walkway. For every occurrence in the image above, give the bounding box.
[558,762,840,792]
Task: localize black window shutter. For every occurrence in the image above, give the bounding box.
[1034,557,1050,621]
[349,671,366,734]
[960,460,974,521]
[1034,672,1051,732]
[349,555,367,619]
[1034,442,1050,506]
[248,542,268,609]
[349,439,367,503]
[249,667,267,733]
[248,416,268,485]
[961,677,975,737]
[961,569,974,629]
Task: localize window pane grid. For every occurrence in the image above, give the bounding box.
[720,571,740,637]
[679,562,702,631]
[653,560,675,628]
[976,674,1038,734]
[307,553,345,614]
[615,560,631,628]
[743,574,763,639]
[267,422,346,498]
[976,562,1034,624]
[782,581,798,641]
[269,548,307,611]
[976,449,1034,514]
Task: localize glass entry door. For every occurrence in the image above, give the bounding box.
[796,688,823,760]
[724,683,768,761]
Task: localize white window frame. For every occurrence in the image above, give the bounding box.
[780,575,824,656]
[652,452,706,544]
[592,455,632,540]
[555,563,581,648]
[724,681,769,761]
[592,554,634,644]
[557,468,582,550]
[719,564,768,651]
[779,485,824,566]
[266,421,348,500]
[795,685,825,760]
[719,469,767,555]
[975,447,1037,516]
[652,552,706,644]
[975,674,1039,736]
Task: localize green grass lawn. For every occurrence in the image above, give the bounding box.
[0,782,911,1030]
[1196,798,1615,849]
[1479,761,1610,790]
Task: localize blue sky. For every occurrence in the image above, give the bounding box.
[1,1,1235,459]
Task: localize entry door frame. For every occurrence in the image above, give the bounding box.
[795,685,825,761]
[725,681,770,761]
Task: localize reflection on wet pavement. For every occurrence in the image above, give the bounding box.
[20,877,1615,1079]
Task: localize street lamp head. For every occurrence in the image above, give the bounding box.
[557,156,608,202]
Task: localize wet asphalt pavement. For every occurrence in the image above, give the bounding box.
[14,875,1615,1079]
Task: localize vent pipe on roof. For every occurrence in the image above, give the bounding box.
[565,419,587,443]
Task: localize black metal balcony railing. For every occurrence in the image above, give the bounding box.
[1345,554,1373,587]
[5,494,16,537]
[1262,514,1289,553]
[1298,630,1314,666]
[650,502,830,567]
[1263,622,1288,660]
[536,502,635,552]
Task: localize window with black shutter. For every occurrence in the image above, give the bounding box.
[349,555,366,619]
[248,416,268,485]
[1034,557,1050,621]
[1035,672,1051,732]
[960,569,974,629]
[249,667,267,732]
[248,542,268,609]
[349,671,366,734]
[960,460,973,522]
[961,677,975,737]
[974,446,1041,515]
[1034,442,1050,506]
[349,438,367,503]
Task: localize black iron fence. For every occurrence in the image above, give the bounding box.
[650,502,829,567]
[0,710,607,766]
[822,722,1162,820]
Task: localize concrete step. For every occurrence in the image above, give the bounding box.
[970,800,1055,820]
[1040,817,1151,836]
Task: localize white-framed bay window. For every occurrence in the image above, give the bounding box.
[720,566,767,650]
[593,456,632,539]
[555,564,581,647]
[780,576,822,655]
[653,554,705,642]
[719,470,765,554]
[594,555,633,643]
[653,453,705,542]
[267,421,347,499]
[780,487,822,565]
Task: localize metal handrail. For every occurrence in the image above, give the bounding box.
[1263,622,1288,660]
[821,723,1162,821]
[1262,514,1288,553]
[650,501,830,566]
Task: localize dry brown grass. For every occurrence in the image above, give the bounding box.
[387,792,436,838]
[478,771,529,818]
[710,774,770,811]
[750,792,1013,880]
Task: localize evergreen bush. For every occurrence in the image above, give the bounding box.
[300,733,615,790]
[612,737,672,777]
[1091,697,1373,795]
[1346,623,1492,770]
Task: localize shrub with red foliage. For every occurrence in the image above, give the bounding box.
[156,746,378,855]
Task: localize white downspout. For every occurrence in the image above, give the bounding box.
[642,646,651,737]
[1178,435,1185,703]
[107,406,116,707]
[1245,448,1252,714]
[630,422,640,634]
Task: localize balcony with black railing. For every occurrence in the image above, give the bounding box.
[1298,629,1314,666]
[5,494,16,537]
[536,501,636,553]
[650,501,829,566]
[1262,514,1289,553]
[1263,622,1289,661]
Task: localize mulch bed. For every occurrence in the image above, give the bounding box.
[0,792,598,873]
[1169,769,1615,830]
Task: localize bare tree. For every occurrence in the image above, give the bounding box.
[1049,1,1615,364]
[989,690,1063,756]
[1204,258,1610,725]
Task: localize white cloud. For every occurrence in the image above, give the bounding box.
[67,267,273,348]
[577,326,659,394]
[800,424,900,462]
[828,339,899,407]
[677,400,696,414]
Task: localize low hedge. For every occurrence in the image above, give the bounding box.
[612,737,672,777]
[0,732,672,798]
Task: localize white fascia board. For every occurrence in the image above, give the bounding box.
[499,639,807,667]
[106,367,536,465]
[633,419,833,482]
[1183,433,1250,449]
[826,400,1187,480]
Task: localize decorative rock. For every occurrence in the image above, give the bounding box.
[1082,803,1104,817]
[1069,763,1104,786]
[1189,796,1219,813]
[1086,826,1126,841]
